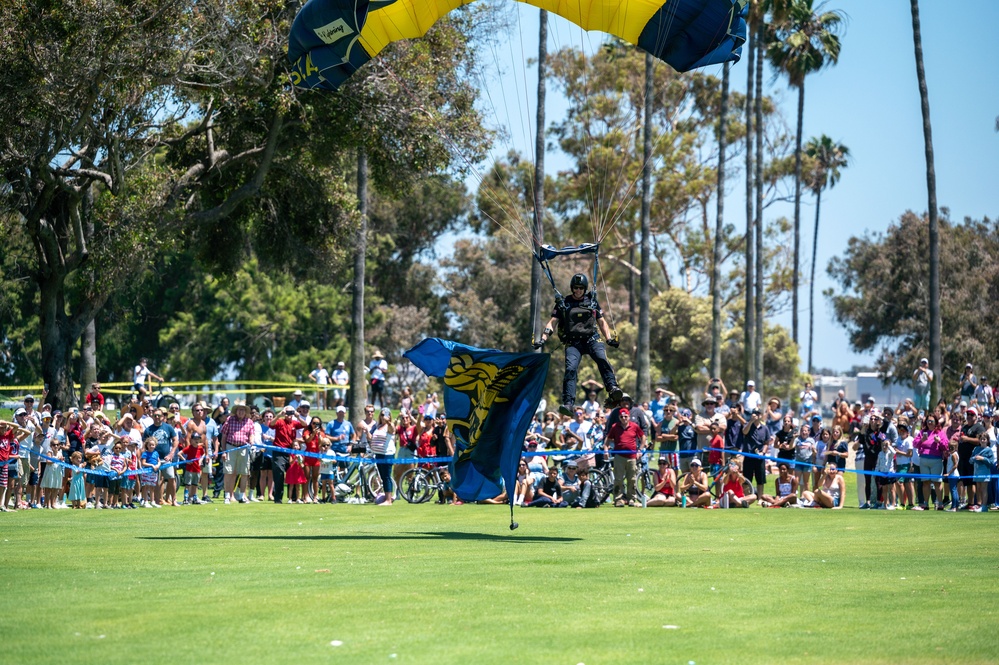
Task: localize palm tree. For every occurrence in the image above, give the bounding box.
[909,0,941,403]
[711,62,730,380]
[804,135,849,374]
[766,0,843,347]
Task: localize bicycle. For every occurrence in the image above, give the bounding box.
[332,453,383,503]
[399,465,449,504]
[587,450,656,504]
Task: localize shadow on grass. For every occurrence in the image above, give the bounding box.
[138,531,581,543]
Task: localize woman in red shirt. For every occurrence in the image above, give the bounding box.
[301,417,328,503]
[718,463,757,508]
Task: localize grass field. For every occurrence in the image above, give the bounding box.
[3,485,999,665]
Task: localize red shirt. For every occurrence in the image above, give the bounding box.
[85,391,105,409]
[181,444,204,474]
[709,434,724,465]
[607,421,644,458]
[271,418,305,451]
[416,430,435,458]
[0,430,14,462]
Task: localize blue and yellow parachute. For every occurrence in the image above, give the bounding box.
[288,0,748,91]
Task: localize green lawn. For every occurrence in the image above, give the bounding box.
[2,493,998,665]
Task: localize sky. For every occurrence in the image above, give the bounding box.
[442,0,999,374]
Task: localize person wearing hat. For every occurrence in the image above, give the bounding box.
[219,402,255,504]
[368,407,397,504]
[958,406,986,508]
[143,408,179,507]
[296,400,311,426]
[368,351,389,409]
[912,357,933,412]
[679,457,711,507]
[560,459,582,505]
[534,273,624,417]
[605,406,645,507]
[308,361,331,410]
[21,394,41,429]
[289,389,304,411]
[694,397,727,471]
[324,405,355,457]
[269,406,306,503]
[960,363,978,404]
[739,380,763,413]
[331,361,350,408]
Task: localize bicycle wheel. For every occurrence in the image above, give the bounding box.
[399,468,432,504]
[362,463,383,501]
[638,468,657,498]
[155,393,180,410]
[591,468,612,504]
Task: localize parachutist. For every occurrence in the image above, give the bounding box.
[537,273,622,416]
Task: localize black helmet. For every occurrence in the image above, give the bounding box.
[569,273,588,291]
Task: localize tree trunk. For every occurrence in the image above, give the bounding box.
[711,62,729,381]
[80,319,97,403]
[349,149,368,422]
[628,240,636,325]
[910,0,941,402]
[792,82,805,348]
[743,28,756,384]
[808,190,821,374]
[754,27,765,386]
[636,52,654,402]
[38,274,79,410]
[529,10,547,351]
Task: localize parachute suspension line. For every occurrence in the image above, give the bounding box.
[377,62,537,250]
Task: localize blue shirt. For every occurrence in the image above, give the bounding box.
[141,450,160,469]
[325,418,355,454]
[143,423,177,460]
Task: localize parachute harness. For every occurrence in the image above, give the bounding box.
[534,243,616,345]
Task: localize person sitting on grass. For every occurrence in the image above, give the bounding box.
[646,457,677,507]
[572,468,601,508]
[717,462,756,508]
[801,463,845,509]
[528,466,566,507]
[679,458,711,507]
[513,460,535,507]
[560,459,582,505]
[760,462,798,508]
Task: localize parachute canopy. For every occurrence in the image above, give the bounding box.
[288,0,748,91]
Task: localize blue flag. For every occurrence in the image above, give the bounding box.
[404,338,550,504]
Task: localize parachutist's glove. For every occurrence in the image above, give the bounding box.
[532,339,545,349]
[607,335,620,348]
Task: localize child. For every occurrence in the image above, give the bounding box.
[717,463,756,508]
[894,422,915,509]
[41,441,66,509]
[318,440,337,503]
[0,418,32,512]
[285,442,307,503]
[708,422,725,483]
[139,437,161,508]
[107,442,127,508]
[69,451,87,509]
[944,440,961,512]
[972,433,996,513]
[122,440,139,508]
[875,435,897,509]
[180,433,205,505]
[792,424,815,495]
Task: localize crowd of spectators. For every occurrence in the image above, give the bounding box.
[3,359,998,513]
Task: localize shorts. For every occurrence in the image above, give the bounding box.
[896,464,910,478]
[160,465,177,481]
[7,463,17,480]
[18,457,30,478]
[0,465,7,487]
[260,456,272,471]
[320,473,334,481]
[108,479,122,495]
[743,456,766,486]
[134,382,146,393]
[28,471,40,486]
[92,474,108,489]
[183,471,201,486]
[957,458,975,482]
[396,448,416,461]
[332,388,346,400]
[123,479,135,491]
[201,458,214,476]
[875,475,895,489]
[222,447,250,475]
[920,457,943,478]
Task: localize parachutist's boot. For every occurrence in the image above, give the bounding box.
[604,386,623,408]
[558,403,574,418]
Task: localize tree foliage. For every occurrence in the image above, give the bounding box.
[828,211,999,394]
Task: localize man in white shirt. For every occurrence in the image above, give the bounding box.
[331,361,349,407]
[132,358,164,400]
[309,361,331,409]
[740,381,763,413]
[563,409,593,451]
[799,381,818,418]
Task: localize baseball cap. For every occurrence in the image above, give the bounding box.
[967,407,978,416]
[966,363,973,369]
[746,380,755,387]
[379,407,392,418]
[751,408,762,416]
[283,406,296,415]
[23,394,34,402]
[702,397,717,405]
[423,414,433,420]
[689,458,702,466]
[299,400,310,408]
[337,361,345,367]
[920,357,928,364]
[293,389,303,396]
[811,414,822,421]
[566,460,578,468]
[335,405,346,413]
[14,407,26,416]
